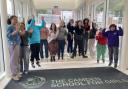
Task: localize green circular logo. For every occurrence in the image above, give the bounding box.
[20,76,46,89]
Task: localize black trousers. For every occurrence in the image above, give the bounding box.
[73,35,84,56]
[67,39,73,53]
[30,43,40,62]
[108,46,119,64]
[83,33,89,55]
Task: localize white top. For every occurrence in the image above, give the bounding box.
[48,30,58,43]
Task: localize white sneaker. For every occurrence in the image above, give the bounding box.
[24,71,28,74]
[17,74,22,78]
[20,72,23,75]
[12,76,20,81]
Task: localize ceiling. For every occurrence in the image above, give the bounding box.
[32,0,86,10]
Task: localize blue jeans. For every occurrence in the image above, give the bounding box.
[40,39,49,58]
[83,33,88,55]
[20,46,30,73]
[67,39,73,53]
[58,40,65,59]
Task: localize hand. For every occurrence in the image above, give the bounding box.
[65,40,68,45]
[103,28,106,31]
[19,31,25,36]
[15,23,19,31]
[118,27,122,30]
[29,29,33,34]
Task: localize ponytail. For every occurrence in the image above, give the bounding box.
[7,18,11,25]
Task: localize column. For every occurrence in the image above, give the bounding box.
[12,0,15,15]
[0,0,11,76]
[120,0,128,70]
[104,0,109,27]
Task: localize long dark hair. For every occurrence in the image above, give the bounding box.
[50,23,57,33]
[7,15,17,25]
[83,18,89,25]
[76,20,83,28]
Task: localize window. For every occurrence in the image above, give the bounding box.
[95,2,105,28]
[107,0,124,27]
[7,0,13,15]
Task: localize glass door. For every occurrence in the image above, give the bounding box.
[94,1,106,28]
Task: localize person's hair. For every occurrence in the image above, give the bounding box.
[69,19,74,23]
[75,20,78,27]
[20,22,25,30]
[7,15,17,25]
[50,23,57,33]
[92,22,96,28]
[83,18,89,25]
[59,20,66,28]
[76,20,82,27]
[109,24,117,29]
[7,18,11,25]
[67,19,74,27]
[21,22,25,26]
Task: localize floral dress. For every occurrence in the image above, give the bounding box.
[48,30,58,56]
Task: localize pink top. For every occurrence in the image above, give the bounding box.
[40,27,49,40]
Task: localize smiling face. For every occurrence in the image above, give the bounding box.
[83,19,89,25]
[11,16,18,25]
[70,19,74,25]
[51,23,57,32]
[110,26,116,31]
[78,21,82,27]
[20,23,25,31]
[51,23,55,30]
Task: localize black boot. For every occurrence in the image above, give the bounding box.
[71,54,74,59]
[97,60,99,63]
[108,62,112,67]
[36,61,41,67]
[31,62,35,68]
[82,52,88,58]
[102,59,105,63]
[62,54,64,60]
[114,63,117,68]
[53,56,55,62]
[83,55,88,58]
[51,56,53,62]
[58,56,60,60]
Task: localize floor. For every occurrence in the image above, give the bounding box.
[1,53,128,89]
[30,53,109,70]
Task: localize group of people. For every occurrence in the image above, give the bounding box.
[67,19,123,70]
[6,15,123,81]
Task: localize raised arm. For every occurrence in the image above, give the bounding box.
[26,18,35,31]
[37,16,46,30]
[102,28,108,37]
[118,27,123,36]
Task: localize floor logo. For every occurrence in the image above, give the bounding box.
[19,76,46,89]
